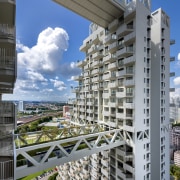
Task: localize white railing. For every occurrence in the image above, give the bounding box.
[15,126,125,179]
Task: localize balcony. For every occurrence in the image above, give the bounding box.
[103,92,110,98]
[124,56,135,65]
[108,62,117,70]
[80,42,91,52]
[84,79,90,84]
[124,125,135,132]
[0,24,15,42]
[124,102,134,109]
[84,72,89,77]
[109,42,118,53]
[92,34,99,44]
[103,53,116,63]
[101,151,109,159]
[0,138,13,156]
[170,88,175,92]
[170,72,175,77]
[108,102,116,107]
[87,93,93,98]
[73,107,77,112]
[92,60,102,67]
[116,113,125,119]
[124,32,135,45]
[124,162,135,174]
[124,79,135,86]
[0,102,16,127]
[84,64,90,70]
[103,73,111,80]
[108,82,117,88]
[0,48,17,86]
[116,91,125,98]
[92,76,99,82]
[80,108,85,112]
[124,5,136,22]
[101,158,109,167]
[79,101,85,106]
[87,101,94,106]
[117,70,125,77]
[74,75,83,81]
[86,116,94,121]
[88,45,98,54]
[108,19,119,32]
[170,56,175,62]
[117,24,133,37]
[104,34,117,44]
[116,46,134,58]
[101,167,109,178]
[93,51,104,59]
[103,111,110,116]
[87,109,94,113]
[84,86,89,91]
[76,60,85,67]
[91,69,99,75]
[92,84,99,90]
[170,39,175,45]
[0,160,14,180]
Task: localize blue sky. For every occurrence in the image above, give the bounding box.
[2,0,180,101]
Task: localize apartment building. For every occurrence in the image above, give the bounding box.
[174,150,180,167]
[0,0,17,180]
[170,126,180,159]
[54,0,174,179]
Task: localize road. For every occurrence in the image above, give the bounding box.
[18,111,63,124]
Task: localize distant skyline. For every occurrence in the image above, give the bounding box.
[3,0,180,101]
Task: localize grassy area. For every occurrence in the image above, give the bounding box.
[18,168,55,180]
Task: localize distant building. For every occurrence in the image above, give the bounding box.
[170,126,180,159]
[174,150,180,167]
[63,106,69,117]
[18,101,25,112]
[170,97,180,123]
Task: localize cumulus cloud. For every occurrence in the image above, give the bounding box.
[15,80,40,92]
[50,79,66,91]
[18,27,69,74]
[27,71,48,82]
[14,27,71,97]
[173,77,180,86]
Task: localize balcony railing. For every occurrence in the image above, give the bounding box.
[0,160,14,180]
[0,48,16,69]
[0,102,16,125]
[0,24,15,40]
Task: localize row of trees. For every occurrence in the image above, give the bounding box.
[15,116,53,133]
[170,165,180,180]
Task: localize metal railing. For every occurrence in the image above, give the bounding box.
[0,160,14,180]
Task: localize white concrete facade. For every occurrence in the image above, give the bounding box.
[54,0,173,180]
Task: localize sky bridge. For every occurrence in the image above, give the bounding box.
[14,124,125,179]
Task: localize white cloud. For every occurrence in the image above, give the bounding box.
[41,89,54,93]
[170,88,180,98]
[50,79,66,91]
[4,27,82,101]
[27,71,48,82]
[15,80,40,92]
[178,53,180,61]
[173,76,180,86]
[17,27,69,74]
